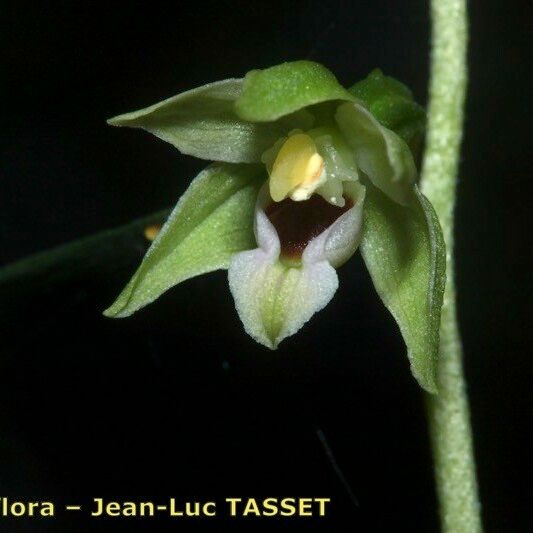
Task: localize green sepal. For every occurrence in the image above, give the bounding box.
[360,184,446,393]
[348,69,426,154]
[104,163,264,318]
[235,61,353,122]
[108,79,308,164]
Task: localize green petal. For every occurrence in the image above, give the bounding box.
[104,163,263,318]
[335,101,417,206]
[108,79,292,163]
[348,69,426,154]
[234,61,353,122]
[360,185,446,393]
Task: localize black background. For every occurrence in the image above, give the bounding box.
[1,1,532,531]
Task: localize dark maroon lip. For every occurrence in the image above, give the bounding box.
[264,194,353,261]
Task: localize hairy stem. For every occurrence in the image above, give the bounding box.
[420,0,482,531]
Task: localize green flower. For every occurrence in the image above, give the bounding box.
[104,61,445,393]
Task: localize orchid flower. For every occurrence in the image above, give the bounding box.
[104,62,445,393]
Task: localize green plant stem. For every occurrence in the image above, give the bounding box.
[420,0,482,531]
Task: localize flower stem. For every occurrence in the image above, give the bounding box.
[420,0,483,531]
